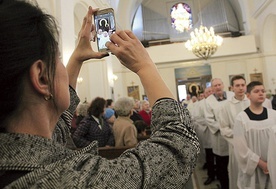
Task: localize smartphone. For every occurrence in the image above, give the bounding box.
[94,8,116,52]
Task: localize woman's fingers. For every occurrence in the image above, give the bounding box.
[108,30,135,47]
[124,30,137,39]
[74,6,109,61]
[79,7,98,39]
[116,30,132,41]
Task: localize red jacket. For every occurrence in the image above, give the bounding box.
[139,110,152,126]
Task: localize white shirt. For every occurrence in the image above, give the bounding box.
[98,35,110,49]
[263,98,272,109]
[204,91,234,156]
[92,115,102,130]
[219,95,250,145]
[187,101,197,112]
[220,96,273,145]
[192,99,212,149]
[219,95,250,189]
[234,108,276,189]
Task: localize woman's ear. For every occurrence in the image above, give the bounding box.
[29,60,50,96]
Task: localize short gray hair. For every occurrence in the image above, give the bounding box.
[114,97,134,116]
[211,78,223,86]
[77,102,89,116]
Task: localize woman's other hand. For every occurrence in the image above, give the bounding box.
[106,30,153,74]
[106,30,174,105]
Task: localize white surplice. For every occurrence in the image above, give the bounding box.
[219,96,272,189]
[192,99,212,149]
[204,91,234,156]
[191,99,212,161]
[263,98,272,109]
[219,96,250,189]
[268,126,276,189]
[234,108,276,189]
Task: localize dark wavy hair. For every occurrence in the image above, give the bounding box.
[0,0,59,130]
[87,97,107,118]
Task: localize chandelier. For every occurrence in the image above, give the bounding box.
[184,0,223,60]
[185,26,223,60]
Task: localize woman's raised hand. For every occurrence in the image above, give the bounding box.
[72,6,109,62]
[106,30,154,74]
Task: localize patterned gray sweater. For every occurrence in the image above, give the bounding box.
[0,96,199,188]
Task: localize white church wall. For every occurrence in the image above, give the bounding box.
[36,0,276,102]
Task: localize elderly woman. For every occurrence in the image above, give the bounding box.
[139,100,152,127]
[0,0,199,188]
[113,97,138,147]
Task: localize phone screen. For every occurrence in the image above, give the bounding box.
[94,9,116,52]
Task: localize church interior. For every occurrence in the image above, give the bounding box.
[27,1,276,188]
[35,0,276,104]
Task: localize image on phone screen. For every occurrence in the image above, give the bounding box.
[94,10,115,52]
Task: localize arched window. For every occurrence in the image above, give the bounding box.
[170,3,192,32]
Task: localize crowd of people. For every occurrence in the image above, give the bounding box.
[71,96,152,149]
[71,73,276,189]
[186,76,275,189]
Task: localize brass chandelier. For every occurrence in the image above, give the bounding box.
[185,26,223,60]
[184,0,223,60]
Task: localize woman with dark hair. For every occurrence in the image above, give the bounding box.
[73,97,115,148]
[0,1,107,147]
[106,98,114,108]
[0,0,199,188]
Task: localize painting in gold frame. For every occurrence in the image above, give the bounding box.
[250,73,263,83]
[127,86,140,100]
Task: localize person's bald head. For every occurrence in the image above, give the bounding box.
[211,78,224,96]
[204,87,213,98]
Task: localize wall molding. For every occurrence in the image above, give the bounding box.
[252,0,273,18]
